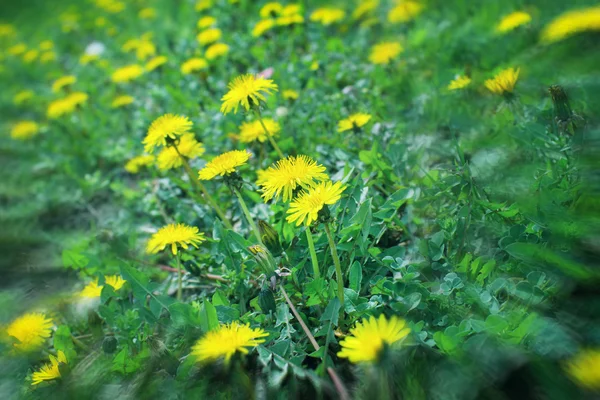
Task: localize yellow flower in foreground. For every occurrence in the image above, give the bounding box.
[197,28,222,45]
[181,58,208,74]
[111,95,135,108]
[540,6,600,44]
[310,7,346,25]
[52,75,76,93]
[198,150,251,180]
[257,155,328,202]
[31,351,67,386]
[447,75,471,91]
[369,41,403,65]
[6,313,53,352]
[205,43,229,60]
[238,119,280,143]
[191,322,268,364]
[286,181,346,226]
[253,19,276,37]
[282,89,299,100]
[146,223,206,255]
[260,2,283,18]
[13,90,34,105]
[198,16,217,29]
[157,134,205,170]
[484,67,520,96]
[125,154,154,173]
[338,315,411,363]
[143,114,193,153]
[11,121,40,140]
[338,113,372,132]
[221,74,278,114]
[111,64,144,83]
[496,11,531,34]
[388,1,423,23]
[145,55,168,72]
[565,349,600,390]
[80,276,126,298]
[46,92,88,119]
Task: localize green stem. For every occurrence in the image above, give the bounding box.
[233,187,263,244]
[324,222,344,306]
[255,109,285,159]
[305,229,321,279]
[175,252,182,301]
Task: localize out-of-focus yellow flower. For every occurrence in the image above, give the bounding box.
[338,315,411,363]
[565,349,600,390]
[447,75,471,91]
[143,114,193,153]
[31,351,67,385]
[0,23,16,37]
[8,43,27,56]
[253,19,276,37]
[388,0,423,23]
[195,0,213,11]
[39,40,54,50]
[282,89,299,100]
[95,16,107,27]
[238,119,280,143]
[484,67,519,96]
[181,57,208,74]
[145,55,168,72]
[80,54,100,65]
[111,95,135,108]
[205,43,229,60]
[40,51,56,63]
[52,75,77,93]
[310,61,319,71]
[369,41,403,64]
[496,11,532,34]
[286,181,346,226]
[94,0,125,13]
[198,150,251,180]
[260,2,283,18]
[157,133,205,170]
[111,64,144,83]
[125,154,154,173]
[276,13,304,26]
[540,6,600,44]
[310,7,346,25]
[122,38,140,52]
[338,113,372,132]
[197,28,222,45]
[191,322,268,364]
[13,90,34,105]
[220,74,278,114]
[139,7,156,19]
[6,312,53,352]
[136,39,156,60]
[80,276,126,298]
[11,121,40,140]
[60,11,80,32]
[198,16,217,29]
[146,223,206,255]
[353,0,379,20]
[22,49,39,63]
[47,92,88,119]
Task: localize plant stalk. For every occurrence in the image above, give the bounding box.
[324,222,344,306]
[175,252,182,301]
[232,187,263,244]
[255,109,285,159]
[305,229,321,279]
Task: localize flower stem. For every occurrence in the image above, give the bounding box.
[324,222,344,306]
[305,229,321,279]
[175,252,182,301]
[232,187,263,244]
[255,109,285,159]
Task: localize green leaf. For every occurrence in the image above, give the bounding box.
[53,325,76,362]
[61,248,89,269]
[198,299,219,332]
[505,242,594,279]
[485,315,508,334]
[349,261,362,292]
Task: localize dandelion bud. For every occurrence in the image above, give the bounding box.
[258,220,282,256]
[248,244,277,275]
[549,85,573,125]
[258,287,277,314]
[102,336,118,354]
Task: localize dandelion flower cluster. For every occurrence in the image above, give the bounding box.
[238,119,280,143]
[198,150,251,180]
[540,6,600,44]
[257,155,329,202]
[191,322,268,363]
[47,92,88,119]
[146,223,206,255]
[125,154,154,173]
[31,351,67,386]
[79,275,126,298]
[220,74,278,114]
[564,349,600,389]
[286,181,346,226]
[253,3,304,37]
[484,67,520,96]
[11,121,40,140]
[337,315,411,363]
[111,64,144,83]
[337,113,372,132]
[310,7,346,25]
[447,75,472,91]
[143,114,194,153]
[6,312,53,352]
[369,42,403,65]
[157,134,205,170]
[495,11,532,34]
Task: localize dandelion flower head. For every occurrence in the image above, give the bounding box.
[6,312,53,352]
[484,67,520,95]
[238,119,280,143]
[191,322,268,364]
[388,0,423,23]
[111,64,144,83]
[205,43,229,60]
[31,351,67,386]
[143,114,193,153]
[220,74,278,114]
[145,55,168,72]
[369,41,403,65]
[565,349,600,389]
[181,58,208,74]
[286,181,346,226]
[157,133,205,170]
[496,11,532,33]
[111,95,134,108]
[310,7,346,25]
[146,223,206,255]
[447,75,471,91]
[197,28,222,45]
[198,16,217,29]
[80,275,126,298]
[540,6,600,43]
[52,75,76,93]
[198,150,251,180]
[125,154,154,173]
[11,121,40,140]
[337,113,372,132]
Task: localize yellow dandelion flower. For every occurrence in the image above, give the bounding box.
[122,38,140,52]
[67,92,88,107]
[369,41,403,64]
[125,154,154,173]
[205,43,229,60]
[310,7,346,25]
[286,181,346,226]
[310,61,319,71]
[282,89,299,100]
[94,0,125,13]
[253,19,276,37]
[197,28,222,45]
[95,16,107,27]
[496,11,532,34]
[6,312,53,352]
[39,40,54,50]
[40,51,56,63]
[22,49,39,63]
[565,349,600,390]
[52,75,76,93]
[143,114,193,153]
[79,54,100,65]
[276,13,305,26]
[195,0,213,11]
[447,75,471,91]
[145,55,168,72]
[136,40,156,61]
[181,57,208,74]
[111,95,135,108]
[11,121,39,140]
[220,74,278,114]
[46,92,88,119]
[191,322,268,364]
[198,16,217,29]
[157,134,205,170]
[338,315,411,363]
[484,67,520,95]
[139,7,156,19]
[80,275,126,298]
[257,155,328,202]
[338,113,372,132]
[282,4,302,16]
[8,43,27,56]
[260,2,283,18]
[353,0,379,20]
[31,351,67,386]
[388,0,423,23]
[105,275,126,291]
[198,150,251,180]
[540,6,600,44]
[146,223,206,255]
[0,23,16,37]
[13,90,34,105]
[238,119,280,143]
[111,64,144,83]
